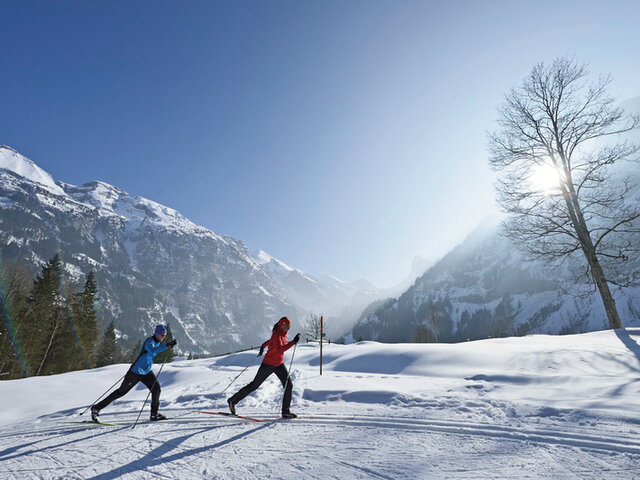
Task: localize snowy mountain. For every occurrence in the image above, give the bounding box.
[349,217,640,343]
[252,249,433,339]
[0,145,305,355]
[2,330,640,477]
[251,249,360,316]
[252,249,378,336]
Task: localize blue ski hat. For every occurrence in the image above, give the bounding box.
[154,324,167,336]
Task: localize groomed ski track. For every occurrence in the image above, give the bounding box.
[3,409,640,479]
[3,331,640,478]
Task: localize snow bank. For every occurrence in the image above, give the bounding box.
[2,330,640,478]
[4,329,639,427]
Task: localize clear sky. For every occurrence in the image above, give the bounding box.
[2,0,639,287]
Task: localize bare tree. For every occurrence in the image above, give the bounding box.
[411,325,432,343]
[427,302,440,343]
[303,313,324,342]
[488,57,640,329]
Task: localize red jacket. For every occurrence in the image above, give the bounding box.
[261,328,295,366]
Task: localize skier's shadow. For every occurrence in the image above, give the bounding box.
[86,422,273,480]
[0,427,118,462]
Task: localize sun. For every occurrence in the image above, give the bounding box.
[529,163,562,194]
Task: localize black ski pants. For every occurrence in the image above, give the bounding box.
[94,370,161,415]
[229,362,293,413]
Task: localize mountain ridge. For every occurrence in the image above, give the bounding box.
[347,218,640,343]
[0,146,299,354]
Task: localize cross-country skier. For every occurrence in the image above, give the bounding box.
[91,324,177,422]
[228,316,300,419]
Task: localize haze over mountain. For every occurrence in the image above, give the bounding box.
[253,248,433,338]
[348,217,640,343]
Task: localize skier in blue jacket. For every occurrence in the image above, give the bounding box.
[91,324,176,422]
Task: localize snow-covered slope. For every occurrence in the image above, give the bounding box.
[0,145,303,354]
[2,330,640,478]
[350,217,640,343]
[0,145,67,197]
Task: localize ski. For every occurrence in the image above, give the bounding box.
[57,420,121,427]
[193,410,266,423]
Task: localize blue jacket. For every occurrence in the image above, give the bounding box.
[130,336,168,375]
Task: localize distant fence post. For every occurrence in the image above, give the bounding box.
[320,315,323,376]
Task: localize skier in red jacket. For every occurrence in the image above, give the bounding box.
[228,316,300,418]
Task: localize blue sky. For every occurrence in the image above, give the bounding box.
[2,0,639,287]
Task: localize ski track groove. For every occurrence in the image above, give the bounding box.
[124,437,193,480]
[334,460,396,480]
[124,418,368,479]
[109,423,271,479]
[40,448,85,480]
[29,425,173,480]
[312,447,395,480]
[539,446,581,480]
[35,412,640,457]
[0,425,123,463]
[263,414,640,455]
[4,411,640,478]
[64,434,144,480]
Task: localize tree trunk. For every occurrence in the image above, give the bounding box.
[36,316,60,376]
[36,328,56,376]
[560,176,623,330]
[583,250,622,329]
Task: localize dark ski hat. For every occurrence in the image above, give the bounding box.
[154,324,168,335]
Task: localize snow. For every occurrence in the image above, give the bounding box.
[63,180,213,238]
[0,146,67,197]
[4,235,24,246]
[257,285,273,297]
[2,329,640,478]
[253,249,295,273]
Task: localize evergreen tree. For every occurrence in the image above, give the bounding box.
[155,323,175,364]
[1,258,103,378]
[128,339,142,363]
[71,271,99,369]
[0,261,30,379]
[95,322,118,367]
[25,255,68,376]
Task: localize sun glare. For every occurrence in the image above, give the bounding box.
[529,163,562,194]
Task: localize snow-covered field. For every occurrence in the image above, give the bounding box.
[2,329,640,479]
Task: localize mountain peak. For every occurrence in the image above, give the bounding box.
[0,145,18,154]
[0,145,67,197]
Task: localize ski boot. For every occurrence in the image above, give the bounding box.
[90,406,101,423]
[150,412,168,421]
[227,398,236,415]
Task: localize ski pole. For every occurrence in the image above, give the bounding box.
[79,372,127,416]
[279,340,298,414]
[132,358,167,429]
[220,353,260,395]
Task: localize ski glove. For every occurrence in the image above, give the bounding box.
[167,339,177,347]
[292,333,300,344]
[258,346,265,356]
